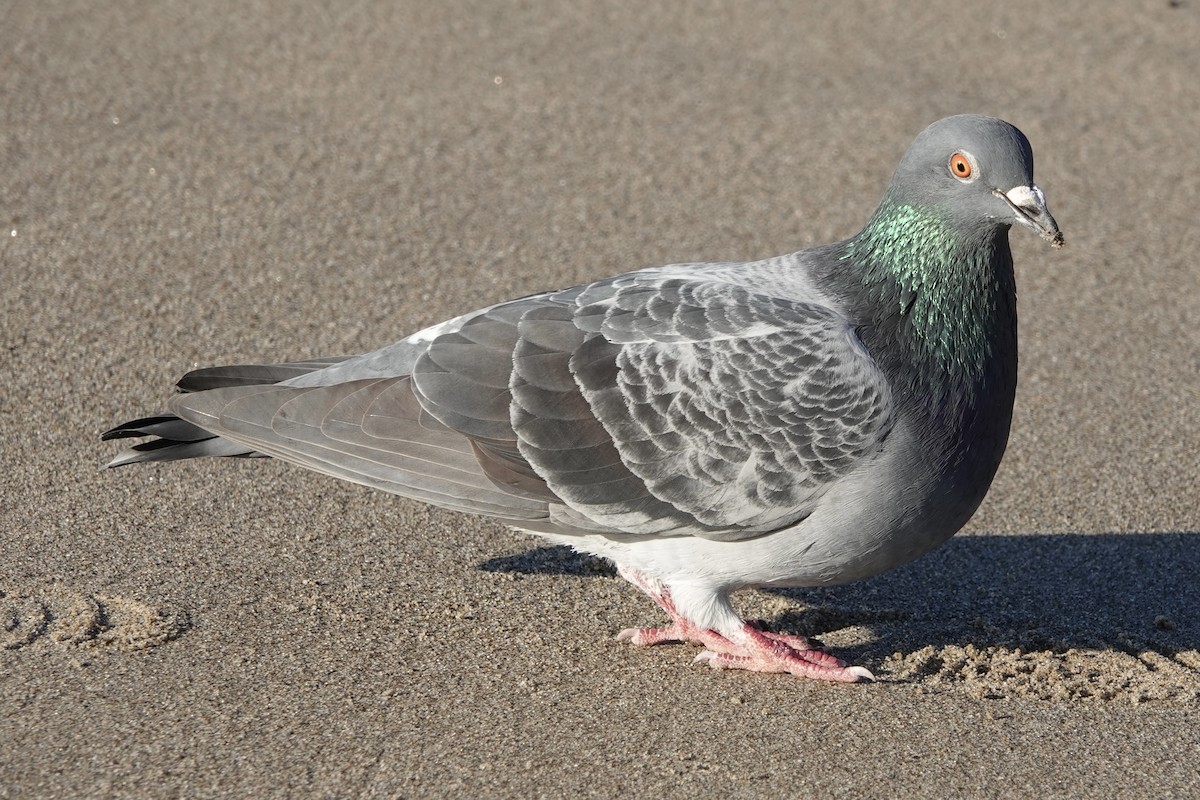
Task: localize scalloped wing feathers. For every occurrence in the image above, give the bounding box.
[169,275,895,541]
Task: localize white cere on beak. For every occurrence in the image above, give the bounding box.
[1003,184,1045,211]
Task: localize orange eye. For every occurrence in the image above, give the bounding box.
[949,153,973,179]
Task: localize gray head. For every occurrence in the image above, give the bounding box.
[885,115,1063,247]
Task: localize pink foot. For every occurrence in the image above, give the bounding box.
[614,568,873,683]
[616,620,734,650]
[694,624,874,683]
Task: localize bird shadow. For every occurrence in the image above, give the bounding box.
[480,546,618,578]
[480,532,1200,673]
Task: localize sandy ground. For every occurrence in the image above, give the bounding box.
[4,1,1200,797]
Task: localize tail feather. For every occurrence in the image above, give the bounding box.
[176,357,352,392]
[103,357,349,467]
[101,415,214,442]
[104,435,261,468]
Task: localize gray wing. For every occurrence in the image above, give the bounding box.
[567,277,894,532]
[408,275,895,539]
[157,274,894,541]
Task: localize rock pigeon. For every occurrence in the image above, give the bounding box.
[104,115,1062,682]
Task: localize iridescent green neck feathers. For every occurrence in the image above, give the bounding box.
[842,200,1015,383]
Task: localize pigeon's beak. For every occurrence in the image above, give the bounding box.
[992,184,1064,248]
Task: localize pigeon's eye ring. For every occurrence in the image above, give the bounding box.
[949,153,974,181]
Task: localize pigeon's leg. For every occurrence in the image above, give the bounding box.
[613,565,736,652]
[614,565,873,683]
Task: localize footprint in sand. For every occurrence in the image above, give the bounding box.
[1,587,189,652]
[767,603,1200,705]
[878,622,1200,705]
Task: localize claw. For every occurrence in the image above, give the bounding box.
[848,665,876,682]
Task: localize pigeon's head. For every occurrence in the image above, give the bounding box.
[887,115,1063,248]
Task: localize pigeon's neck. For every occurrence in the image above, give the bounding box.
[838,199,1017,407]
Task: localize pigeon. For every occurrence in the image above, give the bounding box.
[104,115,1062,682]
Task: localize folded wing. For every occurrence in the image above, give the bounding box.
[126,274,894,542]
